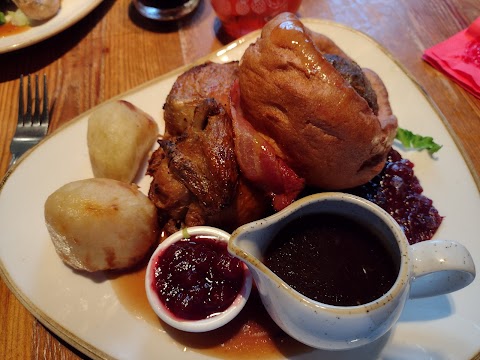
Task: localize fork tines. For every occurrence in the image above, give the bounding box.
[18,74,49,127]
[9,74,50,167]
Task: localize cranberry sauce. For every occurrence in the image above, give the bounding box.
[152,235,245,320]
[350,149,443,244]
[264,214,398,306]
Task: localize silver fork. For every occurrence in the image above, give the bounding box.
[9,74,50,167]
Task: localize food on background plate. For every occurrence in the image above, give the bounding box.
[44,178,159,272]
[0,6,28,26]
[88,100,159,184]
[0,0,60,27]
[12,0,60,20]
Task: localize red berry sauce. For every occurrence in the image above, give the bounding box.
[350,149,443,244]
[152,235,245,320]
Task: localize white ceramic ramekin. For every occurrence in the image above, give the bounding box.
[145,226,252,332]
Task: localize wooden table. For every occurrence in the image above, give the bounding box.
[0,0,479,358]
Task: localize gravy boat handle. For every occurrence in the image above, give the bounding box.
[409,239,476,298]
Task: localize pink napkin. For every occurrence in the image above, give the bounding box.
[422,17,480,99]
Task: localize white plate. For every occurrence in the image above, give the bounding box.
[0,0,103,54]
[1,19,479,360]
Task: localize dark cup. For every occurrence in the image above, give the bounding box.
[133,0,200,21]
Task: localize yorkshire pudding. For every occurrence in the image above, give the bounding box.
[238,13,397,189]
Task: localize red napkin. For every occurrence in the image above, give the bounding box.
[422,17,480,99]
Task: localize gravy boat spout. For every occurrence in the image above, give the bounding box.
[227,192,475,350]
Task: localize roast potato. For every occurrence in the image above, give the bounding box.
[44,178,159,272]
[88,100,159,183]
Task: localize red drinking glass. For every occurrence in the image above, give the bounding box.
[211,0,302,39]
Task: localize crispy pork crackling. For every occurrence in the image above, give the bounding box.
[238,13,398,189]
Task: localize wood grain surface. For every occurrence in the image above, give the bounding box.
[0,0,479,359]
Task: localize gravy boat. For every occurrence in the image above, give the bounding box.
[228,192,475,350]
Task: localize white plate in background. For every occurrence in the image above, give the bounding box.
[0,0,103,54]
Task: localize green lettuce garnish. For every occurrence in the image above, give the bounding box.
[395,127,442,155]
[9,9,29,26]
[0,12,6,25]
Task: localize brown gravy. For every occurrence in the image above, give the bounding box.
[110,266,313,359]
[0,23,29,37]
[265,213,398,306]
